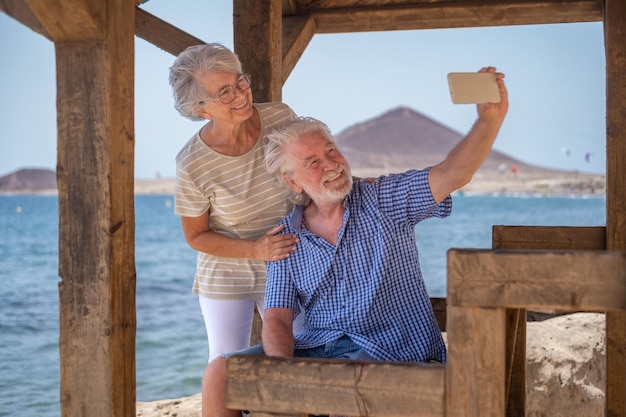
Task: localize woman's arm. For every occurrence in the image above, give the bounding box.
[181,213,298,261]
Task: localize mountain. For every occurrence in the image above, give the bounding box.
[335,106,555,177]
[0,168,57,193]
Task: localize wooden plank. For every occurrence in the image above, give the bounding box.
[282,14,316,83]
[227,356,445,417]
[135,6,206,56]
[57,1,136,416]
[24,0,105,41]
[0,0,51,40]
[105,2,136,416]
[490,226,607,417]
[430,296,447,331]
[446,306,506,417]
[604,0,626,415]
[234,0,283,102]
[492,226,606,250]
[447,249,626,311]
[503,308,525,417]
[308,0,602,33]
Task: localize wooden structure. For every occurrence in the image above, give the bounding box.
[0,0,624,416]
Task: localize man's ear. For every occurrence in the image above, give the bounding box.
[282,173,303,193]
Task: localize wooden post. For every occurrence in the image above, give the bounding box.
[48,0,136,415]
[233,0,283,102]
[446,305,507,417]
[233,0,283,344]
[604,0,626,415]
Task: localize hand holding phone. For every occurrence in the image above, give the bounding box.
[447,72,501,104]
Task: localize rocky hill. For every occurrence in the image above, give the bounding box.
[337,106,556,176]
[334,106,604,194]
[0,168,57,193]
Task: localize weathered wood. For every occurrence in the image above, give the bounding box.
[430,296,447,331]
[24,0,105,41]
[234,0,283,102]
[0,0,50,39]
[604,0,626,415]
[492,225,606,250]
[446,306,506,417]
[282,14,316,83]
[491,225,607,417]
[447,249,626,311]
[135,6,206,56]
[305,0,602,34]
[227,356,445,417]
[56,1,136,416]
[503,308,525,417]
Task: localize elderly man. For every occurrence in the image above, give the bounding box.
[202,67,508,417]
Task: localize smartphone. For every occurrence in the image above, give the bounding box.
[447,72,500,104]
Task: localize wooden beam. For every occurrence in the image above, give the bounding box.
[492,225,606,250]
[234,0,283,102]
[308,0,603,34]
[226,356,445,417]
[0,0,51,40]
[24,0,105,41]
[446,306,506,417]
[135,6,206,56]
[447,249,626,311]
[282,14,316,83]
[56,0,136,415]
[604,0,626,415]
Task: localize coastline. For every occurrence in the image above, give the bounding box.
[0,171,606,198]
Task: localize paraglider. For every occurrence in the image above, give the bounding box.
[585,152,592,163]
[561,147,571,157]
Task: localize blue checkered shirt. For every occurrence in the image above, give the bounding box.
[266,169,451,362]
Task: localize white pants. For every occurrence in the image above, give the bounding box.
[199,296,264,362]
[199,295,305,362]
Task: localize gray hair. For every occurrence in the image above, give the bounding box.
[169,43,243,121]
[264,117,336,205]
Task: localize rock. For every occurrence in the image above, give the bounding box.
[136,313,606,417]
[526,313,605,417]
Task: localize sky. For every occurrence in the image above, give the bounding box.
[0,1,607,179]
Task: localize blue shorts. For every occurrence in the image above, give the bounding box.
[224,334,375,361]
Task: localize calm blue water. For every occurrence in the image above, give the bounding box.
[0,193,606,416]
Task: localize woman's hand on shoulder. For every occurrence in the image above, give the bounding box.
[255,224,299,261]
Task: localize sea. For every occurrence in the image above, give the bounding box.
[0,192,607,417]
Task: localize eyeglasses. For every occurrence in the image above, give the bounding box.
[210,73,251,105]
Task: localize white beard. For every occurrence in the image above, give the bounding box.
[304,165,353,206]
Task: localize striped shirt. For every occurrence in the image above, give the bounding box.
[175,102,297,299]
[266,169,451,362]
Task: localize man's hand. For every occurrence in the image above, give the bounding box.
[428,66,509,203]
[476,67,508,123]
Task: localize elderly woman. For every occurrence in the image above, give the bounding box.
[169,43,301,362]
